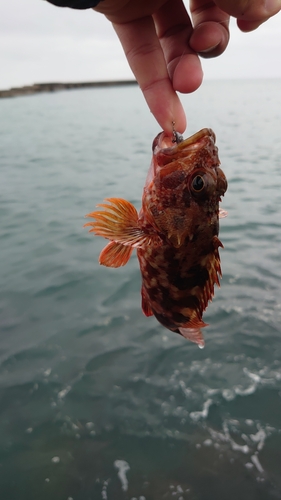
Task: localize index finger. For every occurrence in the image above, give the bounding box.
[112,16,187,134]
[153,0,203,93]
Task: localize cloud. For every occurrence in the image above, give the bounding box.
[202,16,281,80]
[0,0,133,88]
[0,0,280,89]
[0,0,114,38]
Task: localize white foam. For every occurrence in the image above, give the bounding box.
[222,389,235,401]
[233,368,260,396]
[251,454,264,473]
[101,480,109,499]
[230,440,250,454]
[57,385,71,399]
[223,422,250,454]
[244,368,261,383]
[245,419,254,426]
[203,439,212,447]
[114,460,130,491]
[179,380,192,398]
[190,399,212,421]
[209,422,250,454]
[250,428,266,451]
[235,384,256,396]
[245,462,254,470]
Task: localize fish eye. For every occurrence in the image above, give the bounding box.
[191,175,205,192]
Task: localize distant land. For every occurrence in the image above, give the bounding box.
[0,80,138,99]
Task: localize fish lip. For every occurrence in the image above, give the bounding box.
[177,128,216,150]
[153,128,216,156]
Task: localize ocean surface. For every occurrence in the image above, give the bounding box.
[1,79,281,500]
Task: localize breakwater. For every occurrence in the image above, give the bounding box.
[0,80,137,98]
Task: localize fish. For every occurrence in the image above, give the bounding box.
[84,128,227,348]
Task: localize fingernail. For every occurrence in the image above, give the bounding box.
[264,0,281,14]
[199,43,220,54]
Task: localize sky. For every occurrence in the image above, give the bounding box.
[0,0,281,90]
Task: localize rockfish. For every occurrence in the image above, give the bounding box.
[84,129,227,348]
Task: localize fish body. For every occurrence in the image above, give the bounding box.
[84,128,227,347]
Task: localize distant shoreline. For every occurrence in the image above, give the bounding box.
[0,80,138,99]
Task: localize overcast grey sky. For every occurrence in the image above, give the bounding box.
[0,0,281,90]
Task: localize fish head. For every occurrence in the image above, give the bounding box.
[142,128,227,247]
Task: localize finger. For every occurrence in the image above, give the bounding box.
[214,0,281,20]
[237,8,281,32]
[189,0,230,57]
[236,18,270,31]
[112,16,186,134]
[213,0,281,32]
[189,21,230,58]
[153,0,203,93]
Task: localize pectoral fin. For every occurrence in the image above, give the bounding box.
[84,198,162,248]
[84,198,139,245]
[99,241,133,268]
[219,208,228,219]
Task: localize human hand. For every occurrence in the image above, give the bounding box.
[211,0,281,32]
[94,0,280,134]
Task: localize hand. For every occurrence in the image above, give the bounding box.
[212,0,281,32]
[93,0,280,134]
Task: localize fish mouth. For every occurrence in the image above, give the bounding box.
[177,128,216,151]
[154,128,216,154]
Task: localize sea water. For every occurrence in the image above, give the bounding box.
[1,80,281,499]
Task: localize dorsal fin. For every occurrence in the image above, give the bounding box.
[198,236,223,311]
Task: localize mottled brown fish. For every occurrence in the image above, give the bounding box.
[84,128,227,348]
